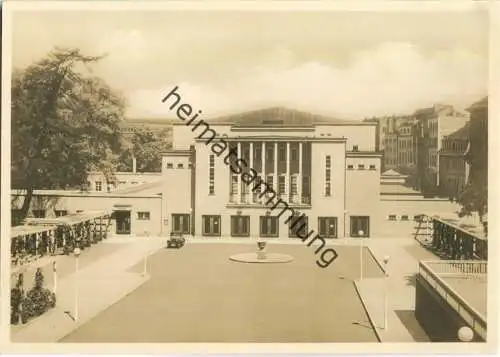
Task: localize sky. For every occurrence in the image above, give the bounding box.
[10,9,489,120]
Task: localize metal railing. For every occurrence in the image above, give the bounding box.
[419,260,487,341]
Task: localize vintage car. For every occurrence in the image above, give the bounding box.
[166,232,186,249]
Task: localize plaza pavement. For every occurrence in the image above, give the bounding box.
[11,237,164,343]
[11,235,436,343]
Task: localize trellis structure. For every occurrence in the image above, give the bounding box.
[17,210,111,258]
[11,225,58,266]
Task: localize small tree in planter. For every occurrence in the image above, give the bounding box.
[10,273,24,324]
[21,268,56,323]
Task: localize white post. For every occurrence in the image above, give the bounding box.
[143,253,148,276]
[359,230,364,280]
[383,255,390,331]
[74,248,81,322]
[274,142,278,195]
[53,261,57,295]
[249,142,254,203]
[237,142,242,203]
[286,142,290,200]
[298,142,303,204]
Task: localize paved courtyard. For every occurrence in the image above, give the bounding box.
[60,243,384,343]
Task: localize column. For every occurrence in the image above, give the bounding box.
[261,142,266,203]
[286,142,290,201]
[132,155,137,173]
[237,142,242,203]
[274,142,278,195]
[249,142,254,203]
[298,142,303,204]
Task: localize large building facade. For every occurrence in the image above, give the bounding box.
[163,107,382,239]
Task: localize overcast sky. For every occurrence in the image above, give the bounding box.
[11,9,488,120]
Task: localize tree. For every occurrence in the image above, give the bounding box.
[457,97,488,224]
[118,128,172,172]
[11,47,127,220]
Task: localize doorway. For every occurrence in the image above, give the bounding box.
[115,210,131,235]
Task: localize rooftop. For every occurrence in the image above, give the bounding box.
[203,107,372,127]
[444,123,470,141]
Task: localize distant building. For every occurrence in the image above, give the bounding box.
[438,124,470,199]
[465,97,488,188]
[414,104,469,193]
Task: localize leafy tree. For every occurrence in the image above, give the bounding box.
[11,47,127,220]
[457,97,488,224]
[118,128,172,172]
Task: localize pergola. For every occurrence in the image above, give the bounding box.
[429,215,487,260]
[11,224,58,266]
[16,210,111,258]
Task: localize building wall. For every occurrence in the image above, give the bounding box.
[87,172,162,192]
[316,125,376,151]
[415,275,484,342]
[11,193,163,236]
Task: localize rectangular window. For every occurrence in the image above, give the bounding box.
[353,145,359,151]
[266,175,274,197]
[202,215,221,236]
[291,148,298,161]
[137,211,150,220]
[318,217,337,238]
[290,175,298,196]
[32,209,46,218]
[177,163,184,169]
[358,164,365,170]
[231,215,250,237]
[230,175,239,196]
[325,155,331,196]
[167,163,173,169]
[369,164,376,170]
[350,216,370,237]
[55,210,68,217]
[279,146,286,161]
[278,175,286,195]
[260,216,279,237]
[209,155,215,195]
[347,165,354,170]
[172,214,190,234]
[289,214,308,238]
[95,181,102,192]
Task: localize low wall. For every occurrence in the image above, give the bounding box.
[415,275,484,342]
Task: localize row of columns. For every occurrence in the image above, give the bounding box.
[233,141,303,204]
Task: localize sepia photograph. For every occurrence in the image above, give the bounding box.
[1,0,496,354]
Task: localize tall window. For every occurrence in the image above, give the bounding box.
[202,215,221,236]
[231,215,250,237]
[278,175,286,196]
[290,175,298,196]
[279,145,286,161]
[172,214,190,234]
[230,175,238,201]
[95,181,102,192]
[318,217,337,238]
[325,155,331,196]
[260,216,279,237]
[209,155,215,195]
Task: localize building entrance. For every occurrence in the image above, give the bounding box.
[115,210,131,235]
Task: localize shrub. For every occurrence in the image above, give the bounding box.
[14,269,56,324]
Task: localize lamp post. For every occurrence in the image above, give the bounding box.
[142,251,148,277]
[383,255,390,331]
[359,230,364,280]
[73,247,81,322]
[343,210,348,240]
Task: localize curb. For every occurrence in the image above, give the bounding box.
[353,280,382,343]
[367,246,386,275]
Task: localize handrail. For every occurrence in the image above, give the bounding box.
[419,260,487,340]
